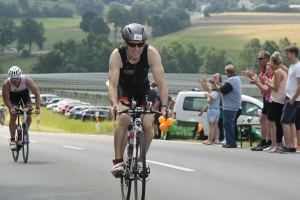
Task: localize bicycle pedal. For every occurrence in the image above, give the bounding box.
[147,166,150,174]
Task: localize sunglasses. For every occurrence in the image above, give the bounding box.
[257,57,266,60]
[126,42,145,48]
[11,78,20,81]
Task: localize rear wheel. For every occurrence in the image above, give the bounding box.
[121,146,132,200]
[22,123,29,163]
[134,131,146,200]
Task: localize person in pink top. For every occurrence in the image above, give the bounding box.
[279,45,300,153]
[260,52,287,153]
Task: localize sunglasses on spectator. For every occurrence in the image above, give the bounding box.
[126,42,145,48]
[257,57,266,60]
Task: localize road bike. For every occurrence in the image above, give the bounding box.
[114,99,166,200]
[12,105,34,163]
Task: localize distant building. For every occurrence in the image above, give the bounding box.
[192,0,211,12]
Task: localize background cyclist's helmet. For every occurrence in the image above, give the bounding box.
[122,23,148,41]
[8,66,22,78]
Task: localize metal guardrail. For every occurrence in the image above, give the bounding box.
[0,73,263,105]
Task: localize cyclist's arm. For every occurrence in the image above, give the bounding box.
[108,49,122,108]
[148,46,169,106]
[25,75,41,108]
[2,80,14,111]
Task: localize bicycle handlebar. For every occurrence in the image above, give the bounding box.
[15,108,35,115]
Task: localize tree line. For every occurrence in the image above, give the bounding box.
[0,17,45,56]
[29,30,297,75]
[0,0,73,18]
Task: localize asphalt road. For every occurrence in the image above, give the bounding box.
[0,125,299,200]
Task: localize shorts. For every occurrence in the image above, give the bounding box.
[9,88,32,108]
[206,108,220,123]
[117,84,150,107]
[295,108,300,130]
[262,97,268,115]
[266,101,275,121]
[280,97,300,124]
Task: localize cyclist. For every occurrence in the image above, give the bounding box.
[108,23,169,180]
[2,66,41,150]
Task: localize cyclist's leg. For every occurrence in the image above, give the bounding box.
[24,104,33,127]
[9,105,18,140]
[142,114,155,156]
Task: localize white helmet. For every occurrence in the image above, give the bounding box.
[8,66,22,78]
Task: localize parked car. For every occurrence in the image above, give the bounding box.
[61,103,82,115]
[74,109,88,119]
[66,106,91,118]
[81,109,111,122]
[40,94,59,106]
[173,91,263,138]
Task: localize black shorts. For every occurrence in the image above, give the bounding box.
[266,101,275,121]
[295,108,300,130]
[9,88,32,108]
[117,84,150,106]
[153,113,159,125]
[262,97,268,115]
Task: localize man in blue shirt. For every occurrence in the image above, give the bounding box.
[213,65,242,148]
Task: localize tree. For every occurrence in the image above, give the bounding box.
[16,17,46,55]
[75,0,104,16]
[0,18,16,55]
[131,4,148,25]
[18,0,29,14]
[106,7,131,40]
[199,47,226,74]
[236,38,262,73]
[262,40,279,55]
[31,50,63,73]
[80,10,98,32]
[90,17,110,36]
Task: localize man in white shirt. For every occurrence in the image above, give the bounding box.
[279,45,300,153]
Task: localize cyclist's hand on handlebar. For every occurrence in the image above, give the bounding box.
[10,108,16,115]
[110,106,118,120]
[35,108,40,115]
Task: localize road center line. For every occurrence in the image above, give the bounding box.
[146,160,195,172]
[62,145,84,150]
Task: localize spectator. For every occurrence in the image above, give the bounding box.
[198,74,223,144]
[252,62,276,151]
[149,81,159,139]
[259,52,287,153]
[295,106,300,149]
[198,83,221,145]
[155,95,176,139]
[0,104,7,125]
[279,45,300,153]
[242,51,271,151]
[213,64,242,148]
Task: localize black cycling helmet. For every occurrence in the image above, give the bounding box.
[122,23,148,41]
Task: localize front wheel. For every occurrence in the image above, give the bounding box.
[134,131,146,200]
[120,147,132,200]
[22,123,29,163]
[12,126,20,162]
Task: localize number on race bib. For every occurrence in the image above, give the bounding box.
[133,34,142,40]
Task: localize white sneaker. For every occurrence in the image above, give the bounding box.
[263,145,274,151]
[111,162,125,178]
[10,141,17,150]
[220,139,226,145]
[137,162,150,182]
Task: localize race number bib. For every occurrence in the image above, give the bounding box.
[133,34,142,40]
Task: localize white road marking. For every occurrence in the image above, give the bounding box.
[146,160,195,172]
[62,145,84,150]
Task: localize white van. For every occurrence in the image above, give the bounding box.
[30,94,59,106]
[173,91,263,138]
